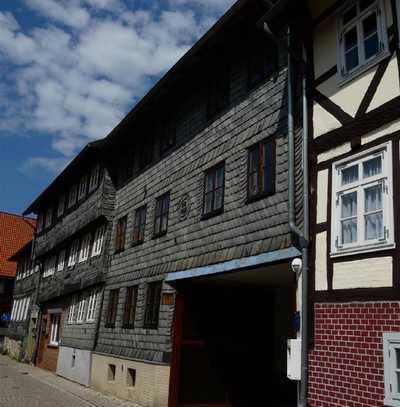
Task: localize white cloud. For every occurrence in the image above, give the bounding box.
[0,0,232,175]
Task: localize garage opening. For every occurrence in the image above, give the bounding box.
[169,263,297,407]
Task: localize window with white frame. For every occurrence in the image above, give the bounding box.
[68,184,78,208]
[49,314,61,346]
[384,332,400,406]
[10,300,16,321]
[89,164,100,192]
[91,225,105,257]
[57,195,65,217]
[23,297,30,320]
[338,0,388,80]
[45,207,53,228]
[86,291,98,322]
[78,175,88,200]
[57,250,65,272]
[43,256,56,278]
[76,297,86,323]
[78,233,91,263]
[331,142,394,255]
[67,297,76,323]
[14,300,20,321]
[67,239,79,267]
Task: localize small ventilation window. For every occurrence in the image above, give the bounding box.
[108,364,116,381]
[126,368,136,387]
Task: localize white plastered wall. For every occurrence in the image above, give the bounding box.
[333,257,392,289]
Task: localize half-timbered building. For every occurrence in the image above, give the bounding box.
[308,0,400,405]
[22,140,115,386]
[91,1,309,406]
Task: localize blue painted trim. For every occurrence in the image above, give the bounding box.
[165,247,301,282]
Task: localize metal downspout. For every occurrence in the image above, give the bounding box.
[287,29,309,407]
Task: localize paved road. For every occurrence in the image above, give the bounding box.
[0,355,138,407]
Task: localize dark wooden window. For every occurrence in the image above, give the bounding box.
[117,153,134,187]
[143,281,162,329]
[139,137,153,170]
[203,163,225,218]
[247,138,275,201]
[248,36,278,89]
[132,205,146,245]
[115,216,127,253]
[153,193,170,237]
[207,60,230,119]
[105,289,119,328]
[160,121,176,156]
[122,286,138,328]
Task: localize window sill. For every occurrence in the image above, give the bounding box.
[131,240,144,248]
[383,397,400,407]
[104,324,115,329]
[114,249,125,255]
[143,324,158,330]
[122,325,135,330]
[245,190,275,204]
[201,208,224,220]
[47,343,59,349]
[338,50,391,88]
[330,242,395,258]
[152,231,167,239]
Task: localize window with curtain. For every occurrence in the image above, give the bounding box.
[154,193,170,237]
[115,216,127,253]
[203,163,225,218]
[144,281,162,329]
[122,286,138,328]
[338,0,388,80]
[331,143,393,255]
[247,138,275,201]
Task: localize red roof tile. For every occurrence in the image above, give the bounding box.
[0,211,36,278]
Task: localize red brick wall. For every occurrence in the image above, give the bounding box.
[308,302,400,407]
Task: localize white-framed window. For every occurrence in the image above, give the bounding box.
[23,297,30,320]
[16,299,23,321]
[57,195,65,217]
[331,142,394,256]
[76,297,86,323]
[86,290,98,322]
[384,332,400,406]
[78,233,91,263]
[45,207,53,228]
[49,314,61,346]
[91,225,105,257]
[68,184,78,208]
[10,300,16,321]
[43,256,56,278]
[89,164,100,192]
[67,296,76,324]
[68,239,80,267]
[57,250,65,272]
[78,175,88,201]
[338,0,389,81]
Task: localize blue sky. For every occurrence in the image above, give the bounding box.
[0,0,235,215]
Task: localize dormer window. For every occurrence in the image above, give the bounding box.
[338,0,388,81]
[78,175,88,201]
[68,184,78,208]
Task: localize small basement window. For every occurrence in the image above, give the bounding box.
[108,364,116,381]
[126,368,136,387]
[384,332,400,406]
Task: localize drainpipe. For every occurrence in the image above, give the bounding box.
[263,22,310,407]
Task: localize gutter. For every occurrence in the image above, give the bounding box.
[262,20,310,407]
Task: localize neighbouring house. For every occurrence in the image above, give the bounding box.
[90,1,309,406]
[22,139,115,386]
[0,211,36,347]
[4,240,40,362]
[308,0,400,406]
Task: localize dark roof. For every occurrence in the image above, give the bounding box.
[0,212,36,278]
[24,139,105,215]
[102,0,287,149]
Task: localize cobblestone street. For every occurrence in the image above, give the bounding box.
[0,355,138,407]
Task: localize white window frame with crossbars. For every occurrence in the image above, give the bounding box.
[91,225,105,257]
[86,290,98,322]
[331,142,394,256]
[337,0,389,83]
[384,332,400,406]
[78,233,91,263]
[76,297,86,323]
